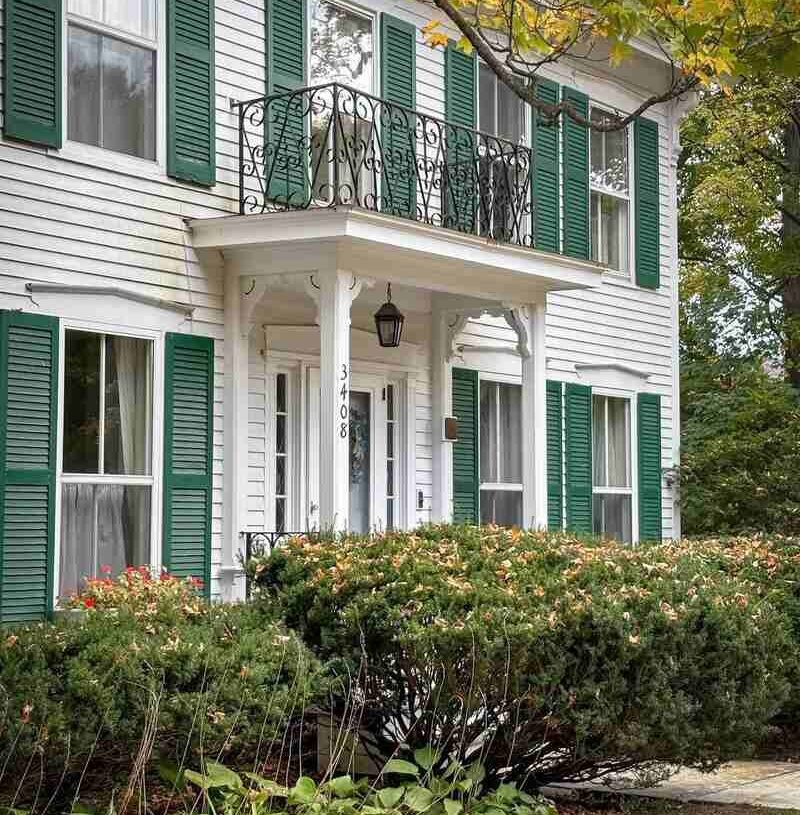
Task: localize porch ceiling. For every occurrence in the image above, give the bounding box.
[189,207,605,303]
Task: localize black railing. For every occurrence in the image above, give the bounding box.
[243,530,316,597]
[235,82,534,247]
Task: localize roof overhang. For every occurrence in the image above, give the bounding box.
[189,207,604,303]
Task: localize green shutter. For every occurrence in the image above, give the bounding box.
[532,79,560,253]
[452,367,479,524]
[443,42,477,233]
[3,0,62,147]
[163,334,214,595]
[167,0,215,186]
[546,380,563,530]
[381,14,417,219]
[564,382,592,533]
[635,117,660,288]
[637,392,662,541]
[266,0,307,204]
[561,87,589,260]
[0,312,58,622]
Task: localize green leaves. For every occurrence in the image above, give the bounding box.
[384,759,420,777]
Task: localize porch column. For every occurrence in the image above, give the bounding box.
[431,296,452,522]
[318,270,355,532]
[221,273,250,601]
[521,302,548,529]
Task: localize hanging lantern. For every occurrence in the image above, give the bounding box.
[374,283,405,348]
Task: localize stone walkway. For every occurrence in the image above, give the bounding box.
[544,761,800,810]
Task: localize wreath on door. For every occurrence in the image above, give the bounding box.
[349,404,369,484]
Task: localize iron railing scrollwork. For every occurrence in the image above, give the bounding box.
[243,530,317,597]
[235,82,535,248]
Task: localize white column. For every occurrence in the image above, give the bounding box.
[318,270,354,532]
[430,296,452,522]
[221,272,250,601]
[521,302,548,529]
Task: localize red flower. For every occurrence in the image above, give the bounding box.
[83,597,96,609]
[100,564,112,575]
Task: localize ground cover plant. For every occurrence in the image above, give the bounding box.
[249,525,796,788]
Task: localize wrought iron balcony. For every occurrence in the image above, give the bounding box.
[235,82,534,248]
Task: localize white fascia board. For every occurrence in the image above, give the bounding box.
[189,208,604,299]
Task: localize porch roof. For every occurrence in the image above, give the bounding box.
[189,207,605,303]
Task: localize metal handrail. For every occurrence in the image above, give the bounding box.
[235,82,535,247]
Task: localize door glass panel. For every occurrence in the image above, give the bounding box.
[349,391,371,533]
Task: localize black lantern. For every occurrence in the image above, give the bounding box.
[374,283,405,348]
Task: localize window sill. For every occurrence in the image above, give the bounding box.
[48,141,165,182]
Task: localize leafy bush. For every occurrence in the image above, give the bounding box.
[680,360,800,535]
[182,748,555,815]
[0,568,322,789]
[249,526,793,787]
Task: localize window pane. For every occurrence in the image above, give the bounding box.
[68,0,102,23]
[479,64,496,134]
[497,80,523,142]
[592,395,606,487]
[590,109,628,193]
[604,195,628,271]
[310,0,373,92]
[479,382,497,482]
[480,490,522,527]
[387,383,395,420]
[101,36,156,159]
[498,383,522,482]
[68,26,101,149]
[63,331,101,473]
[59,483,151,596]
[591,191,601,264]
[607,397,630,487]
[105,0,156,40]
[104,335,152,475]
[592,493,632,543]
[277,373,287,413]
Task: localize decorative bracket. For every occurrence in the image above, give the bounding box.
[240,276,271,338]
[445,304,532,360]
[303,273,374,324]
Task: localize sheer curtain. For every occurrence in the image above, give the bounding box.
[114,337,151,566]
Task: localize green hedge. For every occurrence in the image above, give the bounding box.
[249,525,794,787]
[0,570,322,786]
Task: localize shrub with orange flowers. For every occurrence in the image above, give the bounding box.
[0,567,322,792]
[249,525,795,789]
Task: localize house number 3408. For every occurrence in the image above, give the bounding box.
[339,364,349,438]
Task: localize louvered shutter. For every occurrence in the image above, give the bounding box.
[635,117,660,288]
[546,380,563,530]
[380,15,416,218]
[163,334,214,595]
[0,312,58,622]
[443,42,477,233]
[167,0,215,186]
[561,87,590,260]
[3,0,62,147]
[637,392,662,540]
[532,79,560,253]
[266,0,307,204]
[565,382,592,533]
[451,367,479,524]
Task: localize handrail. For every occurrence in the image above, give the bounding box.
[235,82,535,248]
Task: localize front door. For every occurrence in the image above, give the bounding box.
[307,369,387,532]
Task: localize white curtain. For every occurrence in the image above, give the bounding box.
[607,397,629,487]
[114,337,151,567]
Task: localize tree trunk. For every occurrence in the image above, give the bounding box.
[782,100,800,387]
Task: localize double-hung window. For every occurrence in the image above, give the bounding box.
[67,0,157,160]
[592,394,632,542]
[59,329,154,596]
[479,380,523,526]
[590,108,630,273]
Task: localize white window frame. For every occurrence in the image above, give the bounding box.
[589,104,635,278]
[591,389,638,543]
[265,363,300,533]
[58,0,166,176]
[54,320,164,604]
[478,373,523,522]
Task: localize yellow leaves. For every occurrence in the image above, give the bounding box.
[421,19,451,49]
[609,39,632,67]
